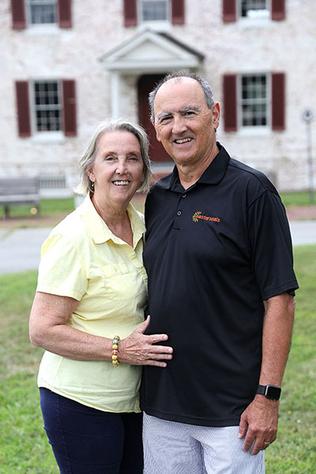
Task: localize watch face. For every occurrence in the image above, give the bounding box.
[267,385,281,400]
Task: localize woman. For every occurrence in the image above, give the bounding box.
[29,120,173,474]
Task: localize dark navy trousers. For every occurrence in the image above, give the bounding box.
[40,388,143,474]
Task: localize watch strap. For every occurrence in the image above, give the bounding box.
[256,384,281,400]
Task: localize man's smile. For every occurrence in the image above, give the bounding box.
[173,137,193,144]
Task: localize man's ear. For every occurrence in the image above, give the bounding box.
[212,102,220,129]
[155,127,162,143]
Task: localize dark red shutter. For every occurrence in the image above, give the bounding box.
[272,73,285,131]
[223,74,237,132]
[172,0,185,25]
[124,0,137,27]
[15,81,31,137]
[62,80,77,136]
[58,0,72,28]
[271,0,286,21]
[223,0,236,23]
[11,0,26,30]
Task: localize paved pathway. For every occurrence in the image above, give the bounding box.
[0,221,316,275]
[0,227,51,275]
[289,220,316,246]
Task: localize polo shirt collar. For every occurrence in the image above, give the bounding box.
[156,142,230,191]
[79,195,145,248]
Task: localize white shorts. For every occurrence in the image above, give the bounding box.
[143,413,265,474]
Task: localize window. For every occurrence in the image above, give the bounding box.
[139,0,169,22]
[27,0,57,25]
[124,0,184,27]
[223,72,285,132]
[240,74,268,127]
[11,0,72,30]
[15,79,77,137]
[33,81,61,131]
[240,0,269,18]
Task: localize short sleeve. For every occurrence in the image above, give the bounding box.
[37,232,88,301]
[248,190,299,300]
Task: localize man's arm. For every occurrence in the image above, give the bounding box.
[239,293,295,454]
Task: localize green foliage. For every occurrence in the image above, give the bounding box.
[0,246,315,472]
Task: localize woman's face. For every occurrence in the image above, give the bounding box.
[89,130,144,207]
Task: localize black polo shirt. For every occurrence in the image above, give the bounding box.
[141,142,298,427]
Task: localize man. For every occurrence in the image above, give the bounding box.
[141,72,298,473]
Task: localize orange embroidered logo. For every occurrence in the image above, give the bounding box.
[192,211,221,223]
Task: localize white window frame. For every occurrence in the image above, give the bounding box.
[30,80,63,136]
[138,0,171,31]
[237,73,271,130]
[239,0,270,20]
[26,0,57,26]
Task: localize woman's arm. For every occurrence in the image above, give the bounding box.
[29,291,172,367]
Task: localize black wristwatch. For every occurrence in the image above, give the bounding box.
[256,384,281,400]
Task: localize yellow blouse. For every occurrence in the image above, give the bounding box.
[36,195,147,413]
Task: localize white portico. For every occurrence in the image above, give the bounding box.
[100,29,204,164]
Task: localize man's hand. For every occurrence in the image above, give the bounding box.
[239,395,279,455]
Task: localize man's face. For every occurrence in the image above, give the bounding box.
[153,77,220,168]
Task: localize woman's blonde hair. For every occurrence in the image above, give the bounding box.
[78,119,151,195]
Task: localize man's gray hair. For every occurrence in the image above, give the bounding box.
[78,119,151,195]
[148,71,215,123]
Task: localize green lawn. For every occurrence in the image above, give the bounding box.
[280,191,316,207]
[0,197,75,219]
[0,191,314,221]
[0,246,315,473]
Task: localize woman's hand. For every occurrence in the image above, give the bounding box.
[119,316,173,367]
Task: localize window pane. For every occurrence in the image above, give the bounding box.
[34,81,61,132]
[141,0,168,21]
[29,0,57,24]
[241,74,267,127]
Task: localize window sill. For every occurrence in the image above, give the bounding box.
[25,24,61,34]
[31,132,65,143]
[138,21,171,32]
[238,127,271,136]
[239,13,271,27]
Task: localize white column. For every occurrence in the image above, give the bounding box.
[111,71,121,119]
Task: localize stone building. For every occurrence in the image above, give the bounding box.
[1,0,315,193]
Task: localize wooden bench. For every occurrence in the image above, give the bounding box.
[0,177,40,218]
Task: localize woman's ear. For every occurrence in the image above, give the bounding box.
[88,172,95,183]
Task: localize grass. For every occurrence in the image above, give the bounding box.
[265,244,316,473]
[0,191,314,221]
[280,191,316,207]
[0,192,314,234]
[0,271,57,473]
[0,246,315,473]
[0,196,145,229]
[0,197,75,219]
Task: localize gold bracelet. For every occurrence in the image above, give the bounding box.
[111,335,120,367]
